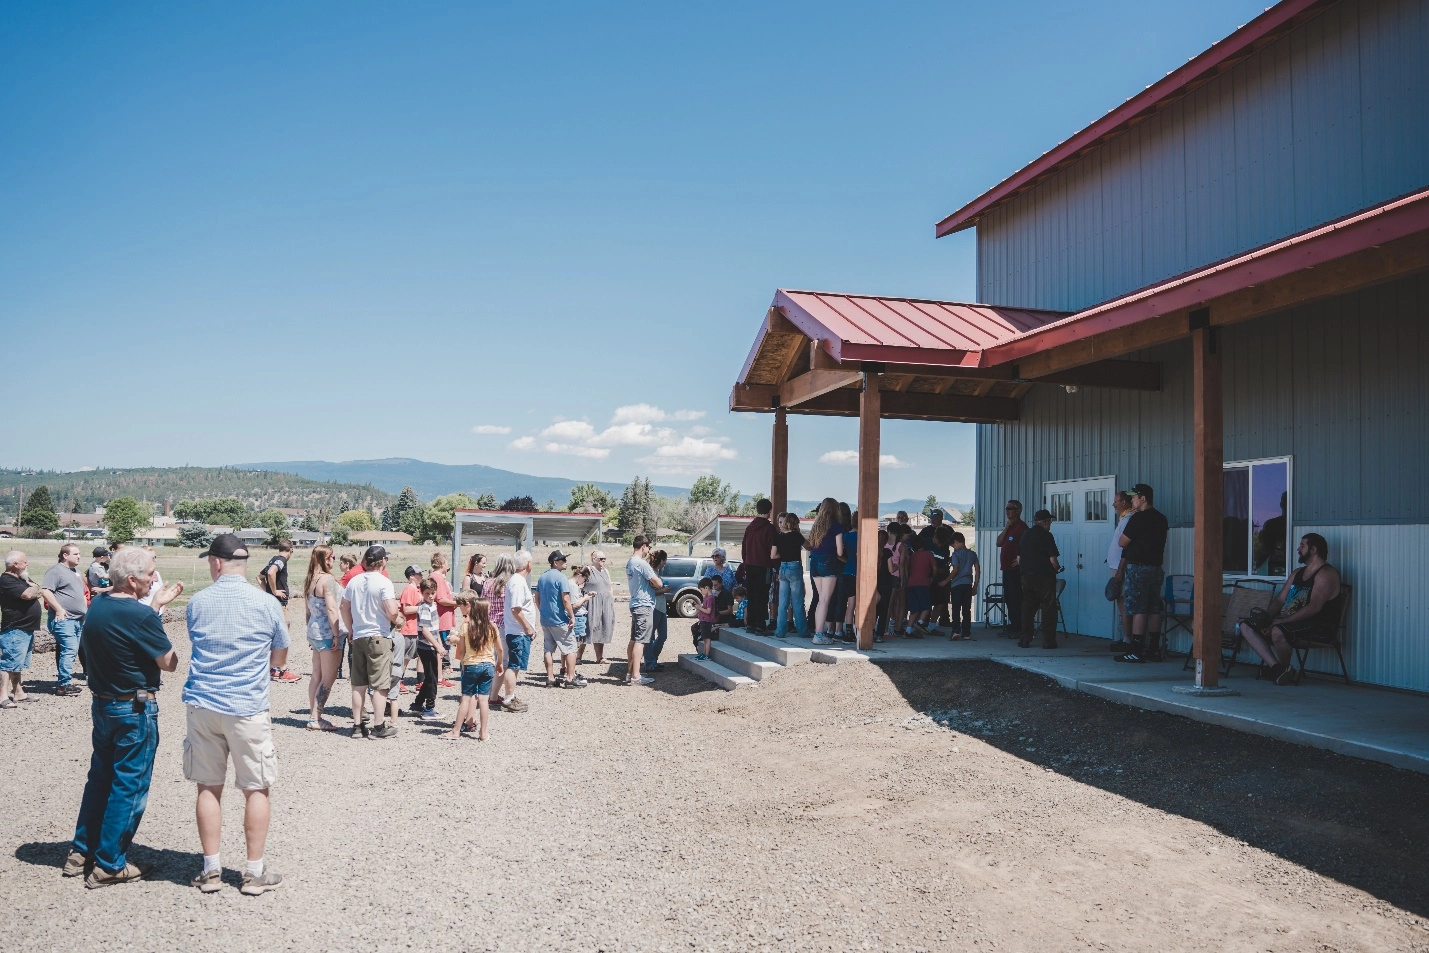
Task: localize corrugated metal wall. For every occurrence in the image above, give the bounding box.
[975,0,1429,311]
[975,273,1429,690]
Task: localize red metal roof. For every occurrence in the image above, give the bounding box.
[936,0,1331,237]
[980,186,1429,365]
[736,290,1067,380]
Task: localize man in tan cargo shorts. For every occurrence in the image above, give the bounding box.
[183,533,291,895]
[341,545,402,739]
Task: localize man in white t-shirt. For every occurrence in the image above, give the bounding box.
[495,551,536,714]
[340,546,402,738]
[1107,491,1134,648]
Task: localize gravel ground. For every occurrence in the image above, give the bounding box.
[3,603,1428,952]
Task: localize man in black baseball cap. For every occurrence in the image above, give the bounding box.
[197,533,251,561]
[1017,509,1062,649]
[1114,482,1170,663]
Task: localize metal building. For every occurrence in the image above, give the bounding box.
[730,0,1429,692]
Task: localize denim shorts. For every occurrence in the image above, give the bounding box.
[1123,564,1165,616]
[505,633,532,672]
[809,553,837,578]
[0,628,34,672]
[906,585,932,613]
[460,662,495,698]
[307,636,335,652]
[573,614,588,642]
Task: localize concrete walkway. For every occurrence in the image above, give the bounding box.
[755,624,1429,774]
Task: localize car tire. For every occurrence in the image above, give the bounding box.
[674,591,701,619]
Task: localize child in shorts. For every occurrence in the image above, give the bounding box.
[904,534,935,638]
[695,577,716,660]
[410,579,444,721]
[732,585,748,626]
[570,566,593,645]
[443,593,504,742]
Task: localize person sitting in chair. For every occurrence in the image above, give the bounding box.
[1238,533,1342,686]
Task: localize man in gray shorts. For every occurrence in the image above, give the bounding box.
[340,546,402,738]
[536,550,586,689]
[623,536,665,686]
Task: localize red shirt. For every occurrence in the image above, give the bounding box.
[741,517,776,568]
[999,519,1028,572]
[431,571,455,631]
[400,583,423,636]
[340,566,363,587]
[907,550,935,587]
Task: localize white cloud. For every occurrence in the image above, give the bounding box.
[509,436,537,451]
[639,436,738,475]
[589,422,677,448]
[819,450,913,469]
[611,404,705,426]
[470,424,511,435]
[540,420,596,442]
[543,442,609,459]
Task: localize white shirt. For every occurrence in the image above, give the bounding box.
[1108,512,1133,572]
[139,570,164,608]
[503,572,534,636]
[343,571,396,640]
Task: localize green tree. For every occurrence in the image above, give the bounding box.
[256,508,290,545]
[101,497,150,544]
[174,497,250,527]
[425,493,478,541]
[383,486,422,531]
[300,512,322,533]
[500,495,536,512]
[689,475,741,512]
[922,494,939,517]
[19,485,59,533]
[330,525,352,546]
[475,492,498,510]
[960,506,976,527]
[399,505,433,543]
[335,509,377,533]
[178,523,213,548]
[567,482,617,513]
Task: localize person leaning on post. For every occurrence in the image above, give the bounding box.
[183,533,290,895]
[64,546,178,887]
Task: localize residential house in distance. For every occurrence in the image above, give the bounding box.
[134,527,180,547]
[348,530,413,546]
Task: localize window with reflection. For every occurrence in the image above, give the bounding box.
[1223,458,1290,577]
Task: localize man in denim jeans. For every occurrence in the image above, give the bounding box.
[42,544,88,696]
[65,546,178,887]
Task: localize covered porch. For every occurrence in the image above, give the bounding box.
[730,187,1429,689]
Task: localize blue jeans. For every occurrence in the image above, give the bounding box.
[49,618,83,686]
[774,562,807,637]
[643,611,668,667]
[71,697,160,874]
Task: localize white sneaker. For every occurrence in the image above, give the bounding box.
[812,634,834,645]
[629,675,654,685]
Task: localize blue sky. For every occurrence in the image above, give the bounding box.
[0,0,1269,505]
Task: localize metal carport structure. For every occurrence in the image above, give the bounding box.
[448,510,605,578]
[687,515,813,555]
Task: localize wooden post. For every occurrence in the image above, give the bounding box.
[771,406,789,515]
[855,372,881,650]
[1191,320,1224,688]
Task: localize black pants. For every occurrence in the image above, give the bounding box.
[744,565,770,630]
[1020,574,1058,646]
[875,579,894,637]
[831,575,855,628]
[950,584,973,638]
[1003,567,1023,629]
[414,645,439,711]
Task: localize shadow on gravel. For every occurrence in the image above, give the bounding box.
[16,841,198,888]
[876,659,1429,917]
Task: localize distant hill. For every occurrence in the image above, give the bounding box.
[0,467,393,516]
[240,458,693,507]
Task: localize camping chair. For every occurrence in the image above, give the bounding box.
[1054,577,1068,636]
[1162,574,1194,654]
[1184,579,1274,676]
[1283,583,1353,684]
[983,582,1007,628]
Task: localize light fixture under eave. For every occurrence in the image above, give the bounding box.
[1064,385,1079,394]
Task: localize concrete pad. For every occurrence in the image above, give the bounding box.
[994,653,1429,774]
[719,627,813,666]
[708,643,782,681]
[811,648,870,664]
[858,629,1113,662]
[678,653,756,690]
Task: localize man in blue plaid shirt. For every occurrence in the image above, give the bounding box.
[182,533,290,896]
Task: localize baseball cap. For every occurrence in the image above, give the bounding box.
[930,508,943,518]
[363,545,389,564]
[1130,483,1154,498]
[92,546,109,557]
[404,564,424,578]
[548,549,571,564]
[1033,509,1055,522]
[199,533,251,560]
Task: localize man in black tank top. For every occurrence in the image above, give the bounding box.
[1239,533,1342,685]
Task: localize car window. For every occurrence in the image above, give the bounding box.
[664,558,698,578]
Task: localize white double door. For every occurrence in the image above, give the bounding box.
[1042,475,1118,638]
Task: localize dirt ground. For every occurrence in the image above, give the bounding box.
[2,600,1427,953]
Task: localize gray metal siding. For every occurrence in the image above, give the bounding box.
[975,0,1429,311]
[975,271,1429,530]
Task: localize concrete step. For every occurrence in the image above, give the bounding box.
[709,642,783,681]
[718,627,814,666]
[811,648,870,664]
[678,653,756,690]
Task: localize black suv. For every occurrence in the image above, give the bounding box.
[660,555,742,618]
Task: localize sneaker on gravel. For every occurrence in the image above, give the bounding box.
[191,868,223,893]
[438,679,456,688]
[372,723,398,739]
[240,867,283,896]
[812,635,834,645]
[420,708,439,721]
[85,861,151,888]
[55,684,83,696]
[626,675,654,686]
[564,674,589,688]
[503,697,529,713]
[62,850,90,877]
[270,668,302,683]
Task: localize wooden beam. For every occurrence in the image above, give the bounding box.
[732,385,1019,421]
[771,408,788,516]
[864,358,1161,391]
[855,374,881,651]
[1017,231,1429,378]
[778,368,862,407]
[1191,321,1224,688]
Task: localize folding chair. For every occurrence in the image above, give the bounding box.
[983,582,1007,628]
[1283,584,1353,684]
[1054,577,1068,636]
[1184,579,1274,676]
[1162,574,1194,654]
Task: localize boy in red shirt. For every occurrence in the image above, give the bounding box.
[904,535,935,638]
